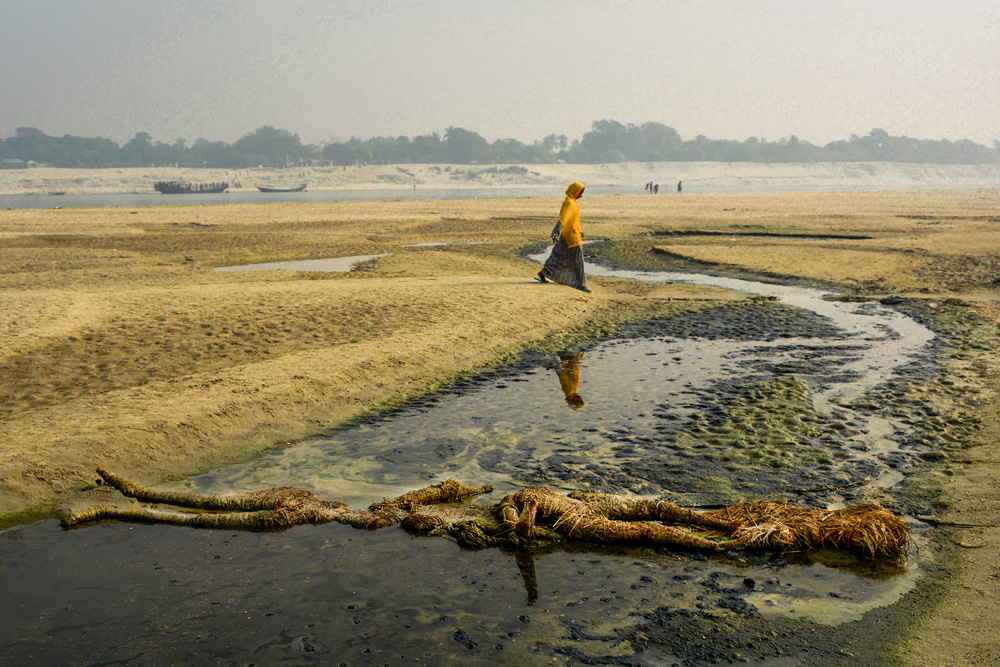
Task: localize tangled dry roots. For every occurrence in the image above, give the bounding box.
[497,488,751,551]
[61,469,910,558]
[703,500,911,557]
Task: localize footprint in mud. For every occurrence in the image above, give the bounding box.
[451,629,478,650]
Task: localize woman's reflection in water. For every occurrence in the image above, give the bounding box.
[557,352,584,409]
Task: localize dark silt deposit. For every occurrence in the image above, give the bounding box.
[2,240,978,665]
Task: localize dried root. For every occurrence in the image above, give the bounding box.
[499,488,749,552]
[62,469,909,557]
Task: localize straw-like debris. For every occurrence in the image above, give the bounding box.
[62,468,910,558]
[702,500,912,557]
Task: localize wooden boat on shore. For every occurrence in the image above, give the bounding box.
[154,181,228,194]
[257,183,307,193]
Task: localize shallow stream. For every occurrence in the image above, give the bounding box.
[0,247,940,664]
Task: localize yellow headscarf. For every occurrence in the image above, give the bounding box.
[559,182,585,247]
[565,181,585,198]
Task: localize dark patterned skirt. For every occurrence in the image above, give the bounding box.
[540,238,587,288]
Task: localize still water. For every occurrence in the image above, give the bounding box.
[0,252,936,664]
[1,185,629,210]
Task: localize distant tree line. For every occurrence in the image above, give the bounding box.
[2,121,998,168]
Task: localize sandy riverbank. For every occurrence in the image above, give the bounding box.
[2,187,1000,662]
[1,160,998,195]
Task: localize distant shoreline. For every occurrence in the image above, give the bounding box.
[1,161,997,196]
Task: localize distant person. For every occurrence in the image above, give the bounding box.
[535,181,591,293]
[557,352,585,409]
[677,181,682,193]
[654,183,659,194]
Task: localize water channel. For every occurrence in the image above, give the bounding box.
[0,245,938,664]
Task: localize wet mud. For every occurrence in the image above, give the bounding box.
[0,517,914,665]
[1,239,988,664]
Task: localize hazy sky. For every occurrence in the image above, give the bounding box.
[2,0,998,147]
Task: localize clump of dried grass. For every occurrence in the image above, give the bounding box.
[705,501,910,557]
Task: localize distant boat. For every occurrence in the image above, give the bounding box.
[257,183,307,193]
[155,181,228,194]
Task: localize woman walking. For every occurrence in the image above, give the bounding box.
[535,181,591,293]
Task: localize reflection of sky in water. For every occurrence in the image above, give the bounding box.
[556,246,936,410]
[180,337,757,504]
[215,254,389,272]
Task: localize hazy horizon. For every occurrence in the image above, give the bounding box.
[2,0,997,147]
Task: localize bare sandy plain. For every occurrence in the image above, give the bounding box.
[1,170,999,662]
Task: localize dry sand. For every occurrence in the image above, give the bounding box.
[2,180,1000,662]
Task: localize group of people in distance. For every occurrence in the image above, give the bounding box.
[645,180,682,194]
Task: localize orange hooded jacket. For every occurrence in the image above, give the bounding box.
[558,181,585,247]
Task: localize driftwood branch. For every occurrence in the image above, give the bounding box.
[62,468,911,558]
